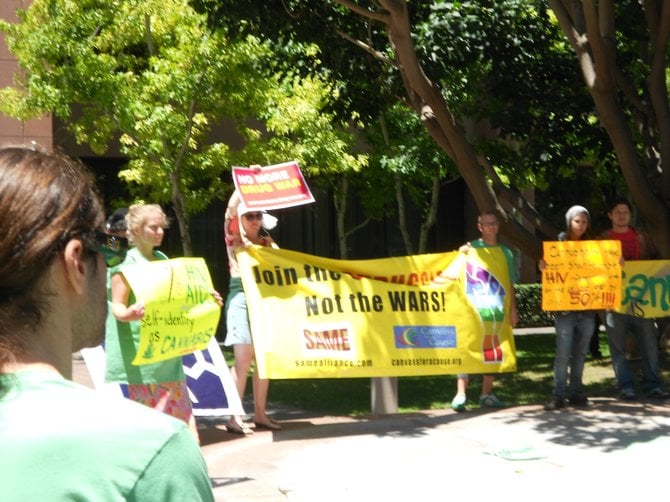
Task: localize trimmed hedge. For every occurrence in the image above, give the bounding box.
[515,283,555,328]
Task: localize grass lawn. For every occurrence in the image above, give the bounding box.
[240,332,670,416]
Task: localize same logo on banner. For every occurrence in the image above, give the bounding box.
[238,247,517,379]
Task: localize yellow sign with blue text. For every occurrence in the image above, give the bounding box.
[121,258,221,365]
[238,246,517,379]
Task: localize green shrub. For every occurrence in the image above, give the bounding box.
[515,283,555,328]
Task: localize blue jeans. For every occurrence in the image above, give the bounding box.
[604,312,663,394]
[553,311,596,398]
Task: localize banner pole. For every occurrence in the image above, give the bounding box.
[371,377,398,414]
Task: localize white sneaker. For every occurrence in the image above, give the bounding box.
[451,393,467,411]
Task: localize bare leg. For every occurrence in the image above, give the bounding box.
[482,375,495,396]
[230,343,254,398]
[228,343,254,432]
[456,375,469,396]
[252,369,270,423]
[451,375,469,410]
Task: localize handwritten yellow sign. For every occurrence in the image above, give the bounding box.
[121,258,221,365]
[618,260,670,317]
[238,246,517,379]
[542,240,622,311]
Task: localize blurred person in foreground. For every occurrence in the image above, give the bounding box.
[0,146,214,501]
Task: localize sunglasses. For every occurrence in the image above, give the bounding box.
[243,212,263,221]
[84,230,129,267]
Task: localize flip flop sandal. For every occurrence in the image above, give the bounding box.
[226,419,254,435]
[254,419,282,431]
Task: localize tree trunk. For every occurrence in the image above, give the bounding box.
[336,0,548,260]
[549,0,670,257]
[334,177,349,259]
[417,171,440,254]
[394,175,413,255]
[170,170,193,257]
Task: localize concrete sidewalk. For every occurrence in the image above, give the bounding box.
[73,358,670,501]
[200,399,670,501]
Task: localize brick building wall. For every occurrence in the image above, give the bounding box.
[0,0,52,148]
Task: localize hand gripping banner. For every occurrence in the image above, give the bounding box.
[237,246,517,379]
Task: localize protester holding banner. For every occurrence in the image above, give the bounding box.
[450,211,519,412]
[0,146,214,501]
[105,204,202,440]
[224,188,281,434]
[599,197,669,400]
[543,205,597,410]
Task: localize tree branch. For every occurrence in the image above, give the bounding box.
[333,0,390,23]
[144,14,156,56]
[334,28,396,66]
[581,0,614,89]
[549,0,597,88]
[477,155,559,239]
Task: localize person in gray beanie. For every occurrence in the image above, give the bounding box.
[561,205,590,240]
[543,205,596,410]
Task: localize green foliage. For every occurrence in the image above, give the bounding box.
[1,0,263,215]
[414,0,616,198]
[1,0,365,254]
[363,102,456,217]
[239,74,368,178]
[514,283,555,328]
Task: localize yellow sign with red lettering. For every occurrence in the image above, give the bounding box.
[238,246,517,379]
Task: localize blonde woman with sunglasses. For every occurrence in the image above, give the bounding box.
[223,189,281,434]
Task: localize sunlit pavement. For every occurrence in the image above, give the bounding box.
[73,356,670,502]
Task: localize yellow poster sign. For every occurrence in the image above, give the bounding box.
[238,246,517,379]
[617,260,670,317]
[542,240,622,311]
[121,258,221,365]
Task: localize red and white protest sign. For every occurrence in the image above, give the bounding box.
[232,160,315,211]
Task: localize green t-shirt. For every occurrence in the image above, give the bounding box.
[0,369,213,501]
[470,238,518,284]
[105,247,184,384]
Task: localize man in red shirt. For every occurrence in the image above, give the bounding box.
[601,197,668,400]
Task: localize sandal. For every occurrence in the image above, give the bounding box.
[226,418,254,435]
[253,418,282,431]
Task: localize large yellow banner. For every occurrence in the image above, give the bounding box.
[617,260,670,317]
[238,247,517,379]
[542,240,622,311]
[121,258,221,365]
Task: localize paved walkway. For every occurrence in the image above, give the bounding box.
[73,358,670,502]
